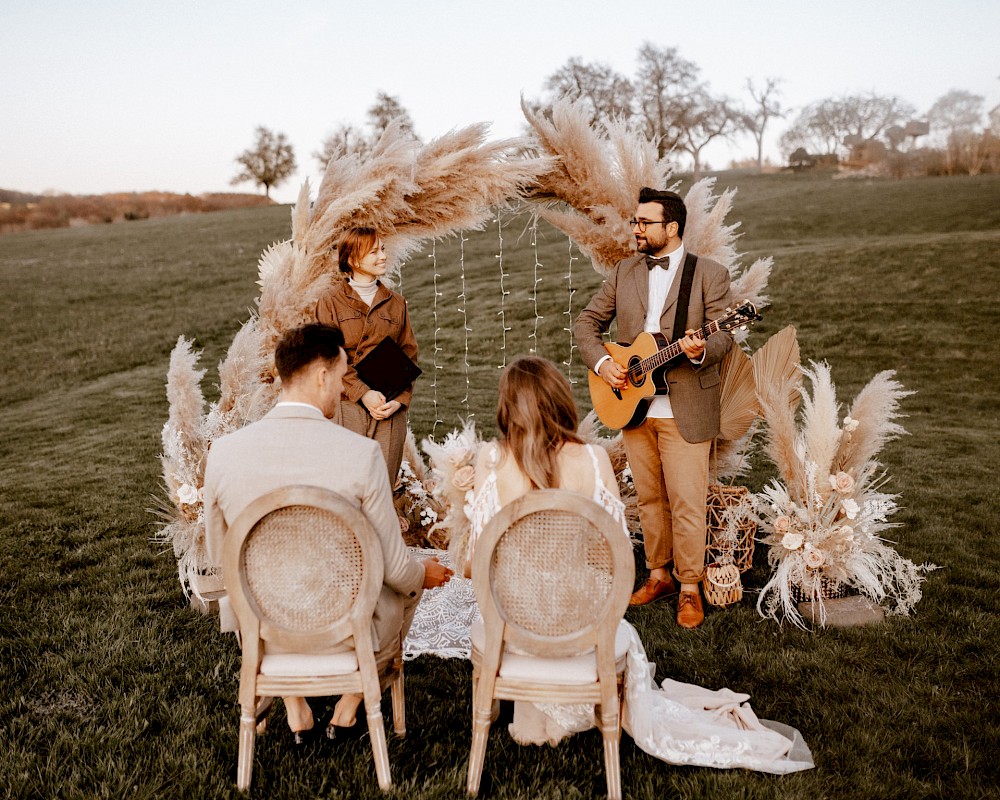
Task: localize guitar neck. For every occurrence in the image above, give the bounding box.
[637,320,721,375]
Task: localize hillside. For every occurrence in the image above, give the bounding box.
[0,189,273,234]
[0,172,998,798]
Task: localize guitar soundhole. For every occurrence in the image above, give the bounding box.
[628,357,645,388]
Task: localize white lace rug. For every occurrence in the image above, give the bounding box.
[403,547,477,660]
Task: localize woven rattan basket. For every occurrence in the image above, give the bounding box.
[703,560,742,607]
[791,574,849,602]
[705,484,757,573]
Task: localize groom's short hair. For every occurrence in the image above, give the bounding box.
[638,187,687,238]
[274,324,345,381]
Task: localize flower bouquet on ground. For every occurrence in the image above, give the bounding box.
[754,361,929,627]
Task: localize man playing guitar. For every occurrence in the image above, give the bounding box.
[574,188,734,629]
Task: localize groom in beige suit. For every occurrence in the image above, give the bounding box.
[204,324,451,741]
[575,188,733,629]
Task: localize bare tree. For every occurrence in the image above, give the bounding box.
[313,122,370,169]
[313,92,418,170]
[928,89,984,137]
[928,89,986,174]
[634,42,701,159]
[675,91,742,179]
[367,91,417,141]
[542,57,634,125]
[779,93,914,160]
[741,78,784,173]
[231,126,296,198]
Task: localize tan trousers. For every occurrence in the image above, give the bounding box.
[622,417,711,584]
[336,399,409,488]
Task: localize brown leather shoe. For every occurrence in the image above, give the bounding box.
[676,591,705,629]
[629,576,679,606]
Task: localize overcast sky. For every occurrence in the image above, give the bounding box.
[3,0,998,202]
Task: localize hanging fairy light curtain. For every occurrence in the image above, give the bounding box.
[495,211,511,370]
[529,214,544,355]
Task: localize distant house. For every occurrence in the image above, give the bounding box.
[787,148,838,171]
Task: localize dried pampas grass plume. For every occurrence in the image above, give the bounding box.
[834,370,913,476]
[522,98,772,321]
[522,97,672,275]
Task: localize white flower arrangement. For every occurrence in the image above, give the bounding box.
[420,420,483,560]
[393,456,444,545]
[754,361,930,628]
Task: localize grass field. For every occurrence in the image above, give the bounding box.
[1,172,998,799]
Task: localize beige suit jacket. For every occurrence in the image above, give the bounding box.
[203,404,424,600]
[574,252,734,442]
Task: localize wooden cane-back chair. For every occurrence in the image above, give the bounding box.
[221,485,404,792]
[466,490,635,800]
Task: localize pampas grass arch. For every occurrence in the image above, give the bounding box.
[158,101,779,597]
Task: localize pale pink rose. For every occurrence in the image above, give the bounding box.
[452,465,476,492]
[781,532,804,550]
[448,447,474,467]
[829,471,855,494]
[177,483,199,506]
[773,515,792,534]
[397,515,410,533]
[803,548,826,568]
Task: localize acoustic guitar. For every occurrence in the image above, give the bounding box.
[587,301,761,430]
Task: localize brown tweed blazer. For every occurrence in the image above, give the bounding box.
[574,251,734,443]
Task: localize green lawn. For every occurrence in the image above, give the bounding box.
[1,173,998,799]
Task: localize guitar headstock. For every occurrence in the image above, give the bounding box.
[718,300,762,333]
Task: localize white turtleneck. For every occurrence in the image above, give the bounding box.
[348,276,379,307]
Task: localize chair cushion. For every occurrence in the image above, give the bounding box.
[470,617,630,684]
[259,652,359,677]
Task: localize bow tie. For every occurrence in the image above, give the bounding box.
[646,255,673,271]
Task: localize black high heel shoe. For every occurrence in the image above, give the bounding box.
[325,716,367,741]
[292,726,317,747]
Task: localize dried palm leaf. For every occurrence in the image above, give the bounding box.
[751,325,801,412]
[719,346,758,440]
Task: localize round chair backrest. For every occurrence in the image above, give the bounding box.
[492,507,614,638]
[472,490,633,656]
[223,485,382,644]
[243,504,364,633]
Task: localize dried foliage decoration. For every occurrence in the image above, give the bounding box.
[157,122,550,594]
[754,362,929,627]
[520,97,772,315]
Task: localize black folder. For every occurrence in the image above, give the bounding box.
[354,337,422,400]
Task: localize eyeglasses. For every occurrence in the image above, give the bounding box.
[629,219,669,232]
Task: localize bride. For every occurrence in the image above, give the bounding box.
[409,356,813,773]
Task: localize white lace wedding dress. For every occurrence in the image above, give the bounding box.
[403,444,814,773]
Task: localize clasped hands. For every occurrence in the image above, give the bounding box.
[422,556,453,589]
[599,329,705,389]
[362,389,401,421]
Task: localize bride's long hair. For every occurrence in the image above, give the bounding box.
[496,356,584,489]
